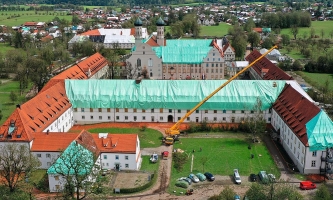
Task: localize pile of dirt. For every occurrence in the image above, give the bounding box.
[306,174,326,182]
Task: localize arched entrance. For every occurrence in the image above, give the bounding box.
[167,115,173,122]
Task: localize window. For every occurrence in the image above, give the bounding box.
[116,108,119,112]
[205,110,208,113]
[231,117,235,123]
[108,116,111,120]
[214,117,217,121]
[99,116,102,120]
[90,108,93,112]
[104,155,107,159]
[54,176,59,181]
[187,117,190,121]
[160,116,163,121]
[169,109,172,113]
[137,58,141,67]
[98,108,102,112]
[142,116,146,120]
[125,156,129,160]
[116,116,119,120]
[47,162,51,167]
[223,110,226,113]
[74,108,77,112]
[46,154,51,158]
[134,116,137,121]
[241,110,245,113]
[142,109,146,113]
[311,160,316,167]
[37,154,41,158]
[151,109,154,113]
[214,110,217,113]
[81,108,85,112]
[178,109,181,113]
[125,164,129,168]
[90,116,93,119]
[133,108,137,112]
[107,108,110,112]
[251,110,254,114]
[268,117,271,122]
[195,110,199,113]
[204,117,208,121]
[115,155,119,160]
[125,108,128,112]
[125,116,128,120]
[160,108,163,113]
[312,151,317,157]
[178,117,181,120]
[82,116,85,119]
[223,117,226,121]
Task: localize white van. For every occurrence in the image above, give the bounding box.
[233,169,241,184]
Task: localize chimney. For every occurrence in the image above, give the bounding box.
[16,104,21,109]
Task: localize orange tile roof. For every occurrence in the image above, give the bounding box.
[76,52,108,78]
[145,36,159,46]
[81,29,100,35]
[252,28,262,33]
[75,130,100,157]
[92,134,137,153]
[246,50,293,80]
[52,65,88,80]
[31,132,79,151]
[222,42,235,53]
[24,22,37,26]
[273,84,320,146]
[130,28,135,35]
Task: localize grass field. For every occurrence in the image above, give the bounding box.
[0,43,15,54]
[279,48,305,59]
[0,80,29,124]
[169,136,279,193]
[87,127,163,148]
[140,155,160,172]
[295,71,333,91]
[0,11,72,26]
[280,21,333,39]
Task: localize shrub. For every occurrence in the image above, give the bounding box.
[173,152,188,172]
[175,180,188,188]
[139,125,146,132]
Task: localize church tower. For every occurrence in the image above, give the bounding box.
[156,17,165,46]
[134,18,143,45]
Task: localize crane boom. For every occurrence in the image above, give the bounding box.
[165,45,278,137]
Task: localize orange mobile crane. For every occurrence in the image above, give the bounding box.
[163,45,278,145]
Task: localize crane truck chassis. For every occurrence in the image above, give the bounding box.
[163,45,278,145]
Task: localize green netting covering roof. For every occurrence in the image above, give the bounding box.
[47,141,95,175]
[65,80,286,111]
[152,39,212,64]
[306,110,333,151]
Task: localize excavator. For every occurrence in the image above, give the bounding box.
[163,45,278,145]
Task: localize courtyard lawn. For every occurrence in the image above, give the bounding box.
[87,127,163,148]
[295,71,333,91]
[140,155,160,172]
[280,21,333,39]
[169,137,280,193]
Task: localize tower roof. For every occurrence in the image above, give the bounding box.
[134,18,142,26]
[156,17,165,26]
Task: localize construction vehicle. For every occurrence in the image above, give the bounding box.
[164,45,278,145]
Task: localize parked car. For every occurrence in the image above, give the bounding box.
[258,171,269,184]
[189,173,200,183]
[300,181,316,190]
[250,174,257,182]
[150,153,158,163]
[196,173,206,181]
[234,195,241,200]
[268,174,276,182]
[177,177,192,185]
[204,172,215,181]
[234,169,241,184]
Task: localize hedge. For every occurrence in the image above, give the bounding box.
[114,171,157,194]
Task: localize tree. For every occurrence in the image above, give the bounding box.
[170,21,184,38]
[219,186,235,200]
[320,29,325,38]
[314,184,331,200]
[51,142,98,200]
[281,34,290,46]
[0,144,41,192]
[9,91,17,103]
[243,18,256,32]
[243,98,267,141]
[0,110,2,121]
[245,183,266,200]
[329,30,333,39]
[26,57,51,92]
[72,14,80,25]
[247,32,260,50]
[290,25,299,40]
[124,61,141,79]
[292,60,302,71]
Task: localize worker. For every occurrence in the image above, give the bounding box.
[200,147,202,152]
[251,154,254,159]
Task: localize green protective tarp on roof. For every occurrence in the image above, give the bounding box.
[65,80,286,111]
[306,110,333,151]
[47,141,95,175]
[152,39,212,64]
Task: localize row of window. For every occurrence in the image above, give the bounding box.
[102,163,129,168]
[103,155,128,160]
[76,108,265,114]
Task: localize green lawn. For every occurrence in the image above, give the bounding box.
[169,136,280,193]
[30,169,47,185]
[140,155,160,172]
[0,11,72,26]
[280,21,333,39]
[199,23,231,37]
[295,71,333,91]
[87,127,163,148]
[0,80,28,124]
[0,43,15,54]
[279,48,305,60]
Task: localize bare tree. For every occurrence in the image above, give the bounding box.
[0,144,41,192]
[125,61,141,79]
[50,142,99,200]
